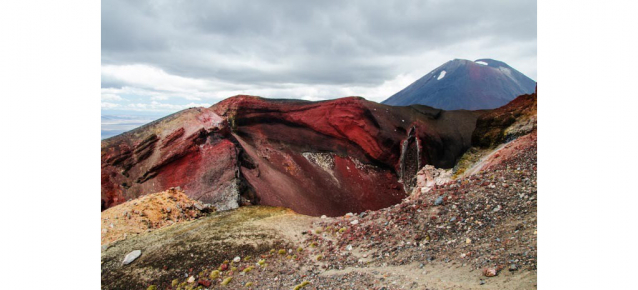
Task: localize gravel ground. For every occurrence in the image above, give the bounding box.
[103,131,537,290]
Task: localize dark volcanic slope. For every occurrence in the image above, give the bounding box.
[101,96,482,216]
[472,88,537,148]
[382,59,536,110]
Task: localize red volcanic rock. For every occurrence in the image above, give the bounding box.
[101,96,482,216]
[198,280,211,287]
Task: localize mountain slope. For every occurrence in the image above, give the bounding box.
[101,96,482,216]
[382,59,536,110]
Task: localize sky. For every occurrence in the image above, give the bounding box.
[101,0,537,138]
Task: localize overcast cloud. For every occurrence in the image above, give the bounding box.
[101,0,536,136]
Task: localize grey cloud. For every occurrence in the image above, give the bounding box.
[102,0,536,88]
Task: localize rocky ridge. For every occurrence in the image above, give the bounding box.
[102,96,481,216]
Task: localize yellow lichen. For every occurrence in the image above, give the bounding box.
[242,266,254,273]
[293,281,311,290]
[209,270,220,279]
[221,277,232,286]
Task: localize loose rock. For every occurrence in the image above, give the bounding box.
[122,250,141,265]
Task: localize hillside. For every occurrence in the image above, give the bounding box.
[102,96,482,216]
[102,131,537,290]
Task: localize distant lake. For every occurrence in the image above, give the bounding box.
[101,114,163,139]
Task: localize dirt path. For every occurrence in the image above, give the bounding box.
[321,262,536,289]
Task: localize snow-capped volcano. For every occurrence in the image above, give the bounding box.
[382,59,536,110]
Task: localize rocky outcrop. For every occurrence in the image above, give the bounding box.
[102,96,482,216]
[472,88,537,148]
[409,165,453,199]
[101,187,213,245]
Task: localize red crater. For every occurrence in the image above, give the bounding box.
[102,96,482,216]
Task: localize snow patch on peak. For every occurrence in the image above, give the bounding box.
[437,70,446,80]
[475,61,488,65]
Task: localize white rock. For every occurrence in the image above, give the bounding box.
[233,256,241,263]
[350,219,359,225]
[122,250,141,265]
[187,276,195,283]
[320,215,327,219]
[346,245,353,251]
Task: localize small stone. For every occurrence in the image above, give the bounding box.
[233,256,241,263]
[434,196,444,206]
[483,267,497,277]
[350,219,359,225]
[346,245,353,251]
[122,250,141,265]
[466,238,472,244]
[187,276,195,283]
[509,264,518,271]
[321,215,327,219]
[198,279,211,287]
